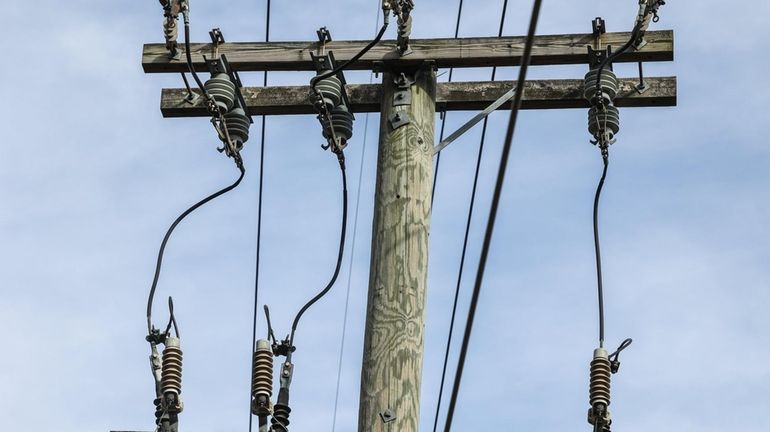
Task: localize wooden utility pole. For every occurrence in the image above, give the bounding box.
[139,25,676,432]
[358,65,436,432]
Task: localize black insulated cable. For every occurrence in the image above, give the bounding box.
[432,2,508,431]
[593,155,609,347]
[430,0,464,207]
[248,2,271,432]
[443,0,543,430]
[289,155,349,348]
[146,166,246,334]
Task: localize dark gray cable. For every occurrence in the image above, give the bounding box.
[248,2,271,432]
[430,0,464,207]
[594,155,608,347]
[331,4,382,431]
[432,3,509,429]
[443,0,543,429]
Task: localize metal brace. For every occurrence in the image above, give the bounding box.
[587,45,614,71]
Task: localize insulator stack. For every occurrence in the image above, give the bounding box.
[164,18,178,46]
[251,339,274,416]
[161,337,183,399]
[271,403,291,432]
[322,106,355,143]
[314,75,343,112]
[224,108,251,150]
[398,15,413,41]
[583,69,618,105]
[589,348,612,411]
[584,66,620,146]
[588,105,620,139]
[204,73,237,113]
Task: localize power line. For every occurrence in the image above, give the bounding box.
[248,2,271,432]
[443,1,543,430]
[331,3,382,431]
[432,3,510,431]
[430,0,464,207]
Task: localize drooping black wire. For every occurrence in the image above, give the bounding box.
[430,0,464,207]
[146,166,246,335]
[248,2,271,432]
[289,156,349,347]
[432,3,509,430]
[443,1,543,430]
[593,155,609,347]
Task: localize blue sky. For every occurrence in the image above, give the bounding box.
[1,0,769,431]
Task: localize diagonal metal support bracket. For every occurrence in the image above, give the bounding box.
[433,84,517,154]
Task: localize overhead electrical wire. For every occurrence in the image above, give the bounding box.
[289,159,348,348]
[146,167,246,335]
[593,156,609,347]
[288,2,394,349]
[430,0,464,207]
[331,3,382,431]
[590,2,661,348]
[443,0,543,430]
[248,2,271,432]
[432,2,508,431]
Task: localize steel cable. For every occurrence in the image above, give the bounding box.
[331,3,382,430]
[432,2,509,431]
[443,0,543,429]
[248,2,271,432]
[430,0,464,207]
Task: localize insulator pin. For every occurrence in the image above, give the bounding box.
[224,107,251,150]
[314,75,343,112]
[583,69,618,105]
[322,106,354,143]
[204,73,237,113]
[251,339,274,416]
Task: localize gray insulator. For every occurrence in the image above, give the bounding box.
[588,105,620,138]
[584,69,619,105]
[314,75,343,111]
[322,105,354,142]
[225,108,251,149]
[204,73,236,113]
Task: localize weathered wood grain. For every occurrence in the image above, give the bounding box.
[358,67,435,432]
[159,77,676,117]
[143,30,674,73]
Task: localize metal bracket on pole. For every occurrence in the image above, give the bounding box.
[389,72,415,129]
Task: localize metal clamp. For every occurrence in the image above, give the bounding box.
[389,112,411,129]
